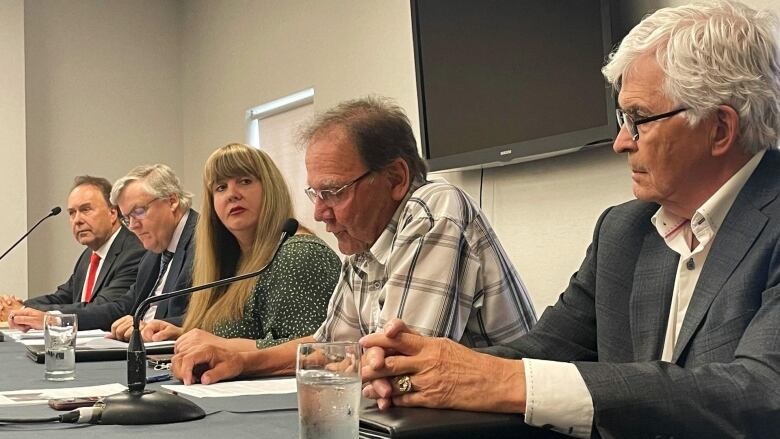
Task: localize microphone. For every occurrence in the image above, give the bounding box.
[97,218,299,425]
[0,207,61,262]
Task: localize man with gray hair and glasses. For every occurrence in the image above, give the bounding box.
[107,164,199,340]
[360,1,780,437]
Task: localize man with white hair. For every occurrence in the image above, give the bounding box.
[106,164,199,340]
[360,1,780,437]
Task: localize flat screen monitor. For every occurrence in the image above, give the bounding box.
[412,0,618,172]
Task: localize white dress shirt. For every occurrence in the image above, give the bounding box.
[79,227,122,302]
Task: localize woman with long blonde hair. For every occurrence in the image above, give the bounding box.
[140,143,340,351]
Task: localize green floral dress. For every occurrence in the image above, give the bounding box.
[212,234,340,348]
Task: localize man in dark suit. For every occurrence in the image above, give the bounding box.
[359,2,780,438]
[1,176,145,329]
[88,164,197,338]
[9,165,197,336]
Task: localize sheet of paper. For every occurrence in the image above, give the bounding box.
[0,328,23,339]
[16,336,106,347]
[162,378,297,398]
[1,329,107,342]
[0,328,42,341]
[79,337,175,350]
[0,383,126,406]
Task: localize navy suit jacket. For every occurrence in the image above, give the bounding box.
[484,150,780,438]
[25,227,144,311]
[74,210,197,330]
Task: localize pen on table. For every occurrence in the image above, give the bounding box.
[146,372,173,384]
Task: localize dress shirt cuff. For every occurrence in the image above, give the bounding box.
[524,358,594,438]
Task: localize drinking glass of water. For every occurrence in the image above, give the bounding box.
[296,341,361,439]
[44,312,77,381]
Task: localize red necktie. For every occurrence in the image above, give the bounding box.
[84,252,101,303]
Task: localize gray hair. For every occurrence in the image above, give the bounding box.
[110,164,193,211]
[298,96,427,182]
[602,0,780,153]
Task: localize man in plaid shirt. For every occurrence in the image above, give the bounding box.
[171,96,536,383]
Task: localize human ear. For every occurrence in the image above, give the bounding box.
[384,159,410,202]
[710,105,740,157]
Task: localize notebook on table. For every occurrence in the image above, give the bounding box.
[359,406,568,439]
[25,341,175,363]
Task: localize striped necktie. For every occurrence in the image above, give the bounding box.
[152,250,174,294]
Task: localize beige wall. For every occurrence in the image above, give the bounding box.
[0,0,28,296]
[179,0,418,196]
[23,0,183,298]
[10,0,780,311]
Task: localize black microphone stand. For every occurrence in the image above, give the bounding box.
[0,207,61,262]
[97,219,299,425]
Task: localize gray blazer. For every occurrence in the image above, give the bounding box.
[487,150,780,438]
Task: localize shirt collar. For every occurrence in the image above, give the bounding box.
[355,178,427,268]
[165,210,190,254]
[94,226,122,259]
[652,150,765,240]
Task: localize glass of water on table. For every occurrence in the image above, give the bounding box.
[296,341,361,439]
[44,312,77,381]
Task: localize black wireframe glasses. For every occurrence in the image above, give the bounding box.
[119,198,164,228]
[616,107,688,141]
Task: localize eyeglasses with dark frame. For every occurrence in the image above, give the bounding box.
[616,107,688,141]
[119,197,164,228]
[304,171,372,207]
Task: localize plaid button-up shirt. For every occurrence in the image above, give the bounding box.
[314,180,537,347]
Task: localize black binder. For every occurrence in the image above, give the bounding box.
[359,406,568,439]
[25,344,174,363]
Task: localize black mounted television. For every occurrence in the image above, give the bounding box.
[411,0,619,172]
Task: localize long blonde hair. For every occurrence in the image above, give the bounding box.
[183,143,295,332]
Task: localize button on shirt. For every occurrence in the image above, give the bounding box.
[523,150,765,438]
[80,227,122,302]
[314,180,537,347]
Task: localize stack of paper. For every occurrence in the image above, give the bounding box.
[162,378,297,398]
[0,329,109,346]
[79,337,175,350]
[0,383,127,406]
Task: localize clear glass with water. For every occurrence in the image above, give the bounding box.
[296,342,361,439]
[44,312,77,381]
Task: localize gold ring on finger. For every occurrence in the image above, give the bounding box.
[392,374,414,394]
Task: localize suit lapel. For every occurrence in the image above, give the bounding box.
[630,229,678,361]
[672,151,779,362]
[72,249,91,302]
[155,252,182,318]
[155,210,196,318]
[140,253,163,301]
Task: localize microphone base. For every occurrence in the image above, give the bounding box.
[98,389,205,425]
